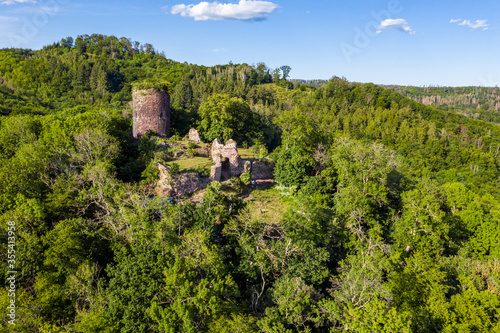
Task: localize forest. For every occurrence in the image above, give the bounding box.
[0,34,499,332]
[385,85,500,124]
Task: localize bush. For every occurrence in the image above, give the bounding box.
[274,147,315,187]
[187,148,198,156]
[259,147,269,158]
[240,172,251,186]
[138,131,159,163]
[141,163,159,185]
[169,163,180,177]
[251,141,267,155]
[132,80,172,94]
[167,134,181,143]
[187,142,197,149]
[229,177,241,187]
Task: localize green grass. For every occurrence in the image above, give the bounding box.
[166,156,212,170]
[245,187,293,225]
[238,148,259,159]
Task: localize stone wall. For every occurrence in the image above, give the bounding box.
[133,88,171,138]
[210,139,243,180]
[250,160,275,180]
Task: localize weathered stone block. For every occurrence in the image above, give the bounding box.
[188,128,202,144]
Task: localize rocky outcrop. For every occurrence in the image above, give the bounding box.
[188,129,202,144]
[156,164,211,197]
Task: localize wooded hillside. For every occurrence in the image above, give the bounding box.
[1,35,499,332]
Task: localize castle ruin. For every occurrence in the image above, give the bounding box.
[209,139,275,182]
[155,137,275,197]
[210,139,243,181]
[132,88,171,138]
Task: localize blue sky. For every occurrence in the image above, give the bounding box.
[0,0,499,86]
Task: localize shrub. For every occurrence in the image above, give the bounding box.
[187,148,198,156]
[169,163,180,177]
[240,172,251,186]
[191,164,211,178]
[274,147,315,187]
[132,80,172,94]
[167,134,181,143]
[141,163,159,185]
[251,141,267,155]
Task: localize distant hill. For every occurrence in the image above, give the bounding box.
[384,85,500,124]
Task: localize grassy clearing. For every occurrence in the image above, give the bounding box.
[238,148,259,159]
[245,187,293,224]
[166,156,212,170]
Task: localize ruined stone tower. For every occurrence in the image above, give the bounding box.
[132,88,170,138]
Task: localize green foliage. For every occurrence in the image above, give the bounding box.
[132,80,172,94]
[187,148,198,156]
[386,85,500,123]
[274,146,315,187]
[240,171,251,186]
[105,243,171,333]
[259,276,317,332]
[149,230,239,332]
[169,162,180,177]
[198,94,263,144]
[207,313,259,332]
[344,298,411,332]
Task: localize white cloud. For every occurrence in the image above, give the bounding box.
[171,0,279,21]
[1,0,36,5]
[451,18,489,30]
[377,18,415,34]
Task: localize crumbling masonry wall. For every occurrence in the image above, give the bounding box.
[210,139,275,182]
[210,139,243,181]
[133,88,171,138]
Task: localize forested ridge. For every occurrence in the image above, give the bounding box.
[385,85,500,124]
[1,34,499,332]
